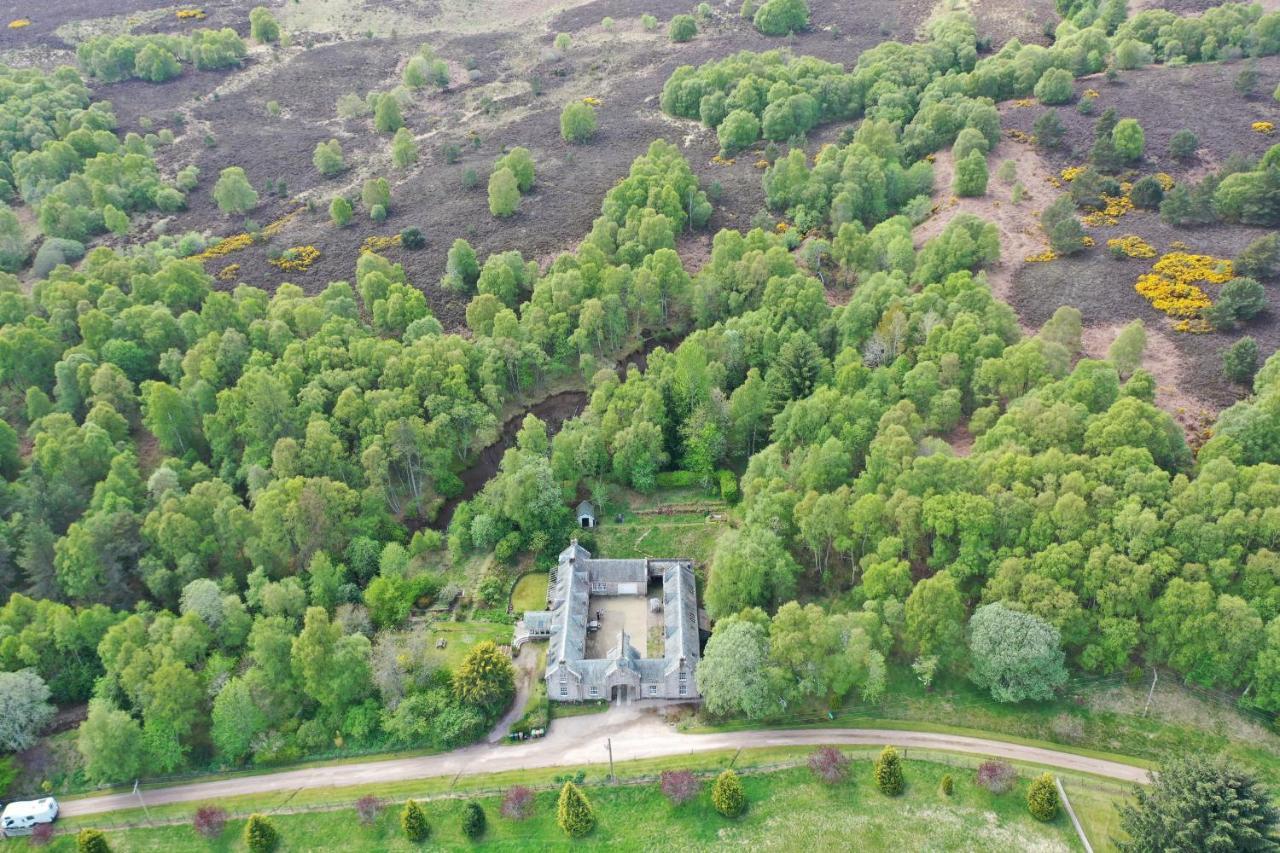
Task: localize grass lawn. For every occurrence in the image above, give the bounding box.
[510,572,549,613]
[1062,779,1129,852]
[594,514,727,564]
[422,620,512,669]
[48,758,1087,851]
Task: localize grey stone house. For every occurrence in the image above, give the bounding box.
[515,540,701,703]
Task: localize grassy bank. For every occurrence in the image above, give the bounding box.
[48,757,1092,851]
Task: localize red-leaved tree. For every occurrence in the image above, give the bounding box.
[976,760,1017,794]
[193,805,229,839]
[356,795,383,826]
[501,785,535,821]
[808,746,851,785]
[660,770,701,805]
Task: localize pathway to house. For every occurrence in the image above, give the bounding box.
[59,703,1149,818]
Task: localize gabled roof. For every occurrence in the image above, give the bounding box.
[661,560,699,675]
[582,558,647,584]
[576,500,595,516]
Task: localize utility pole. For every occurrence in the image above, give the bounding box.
[1142,668,1158,717]
[132,779,153,824]
[606,738,615,784]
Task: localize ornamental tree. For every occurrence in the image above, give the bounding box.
[502,785,535,820]
[976,760,1016,794]
[967,603,1068,703]
[452,640,515,710]
[809,746,851,785]
[1027,773,1059,821]
[243,814,279,853]
[193,806,228,839]
[401,799,430,842]
[76,830,110,853]
[661,770,701,804]
[461,801,486,839]
[874,745,904,795]
[711,769,746,817]
[557,781,595,837]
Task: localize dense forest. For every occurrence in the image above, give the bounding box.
[2,1,1280,795]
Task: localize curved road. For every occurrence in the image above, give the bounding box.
[61,704,1147,818]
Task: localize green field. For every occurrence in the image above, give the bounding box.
[46,759,1088,851]
[422,620,513,669]
[510,572,549,613]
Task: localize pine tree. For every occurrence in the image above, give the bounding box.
[940,773,954,796]
[874,745,904,795]
[1028,773,1060,821]
[401,799,430,842]
[711,769,747,817]
[243,814,279,853]
[556,781,596,838]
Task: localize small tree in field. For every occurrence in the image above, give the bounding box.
[193,806,228,839]
[330,196,353,227]
[76,830,110,853]
[1028,773,1060,821]
[809,746,851,785]
[976,760,1017,794]
[557,781,595,837]
[502,785,535,820]
[30,823,54,846]
[1224,336,1260,384]
[940,774,954,796]
[374,95,404,133]
[1169,129,1198,161]
[711,769,746,817]
[488,167,520,217]
[660,770,701,804]
[561,101,598,143]
[313,139,346,177]
[1112,118,1145,161]
[213,167,258,215]
[953,150,988,197]
[250,7,280,43]
[874,745,904,795]
[243,814,278,853]
[669,15,698,42]
[401,799,430,842]
[355,795,382,826]
[462,801,486,839]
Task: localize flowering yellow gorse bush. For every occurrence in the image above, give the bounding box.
[582,97,602,107]
[270,246,320,272]
[1134,251,1233,320]
[1060,165,1086,183]
[1007,129,1034,144]
[361,234,402,255]
[216,263,239,281]
[710,155,735,166]
[1011,98,1035,108]
[1155,173,1175,191]
[262,208,302,239]
[1107,235,1157,258]
[1025,248,1057,263]
[1081,190,1133,227]
[1082,88,1100,99]
[176,9,206,20]
[8,19,31,28]
[193,233,254,262]
[1253,121,1275,134]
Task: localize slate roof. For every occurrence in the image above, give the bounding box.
[522,611,553,633]
[576,500,595,518]
[582,558,647,585]
[661,560,699,675]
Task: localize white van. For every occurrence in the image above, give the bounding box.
[0,797,59,836]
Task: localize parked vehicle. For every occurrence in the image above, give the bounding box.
[1,798,59,837]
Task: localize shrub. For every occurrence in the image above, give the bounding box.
[313,139,346,177]
[1042,196,1085,256]
[602,16,616,31]
[953,150,988,197]
[717,109,760,156]
[330,196,353,227]
[1033,111,1064,149]
[1027,773,1060,821]
[502,785,535,820]
[560,101,598,143]
[243,814,278,853]
[355,795,382,826]
[711,769,746,817]
[1034,68,1074,104]
[874,745,903,795]
[462,168,479,189]
[809,746,851,784]
[953,127,989,161]
[754,0,809,35]
[554,32,571,50]
[1208,277,1266,330]
[134,44,181,82]
[193,806,228,839]
[391,128,419,168]
[996,159,1017,184]
[176,165,200,191]
[940,774,954,796]
[374,95,404,133]
[401,799,430,842]
[362,178,391,213]
[660,770,701,804]
[641,14,658,30]
[1129,175,1163,209]
[76,829,110,853]
[1223,336,1259,384]
[976,760,1017,794]
[33,238,86,278]
[250,7,280,43]
[400,227,426,249]
[669,15,698,42]
[494,147,535,192]
[462,801,486,838]
[1112,118,1145,161]
[1235,62,1259,98]
[1235,233,1280,279]
[1169,129,1199,161]
[488,167,520,217]
[556,781,595,837]
[213,166,258,215]
[30,823,54,846]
